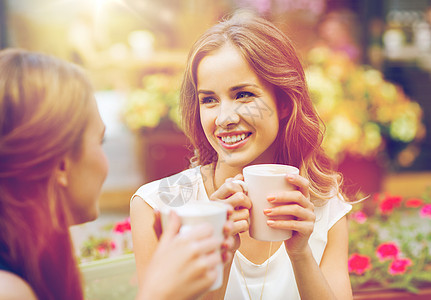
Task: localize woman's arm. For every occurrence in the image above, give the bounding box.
[319,216,353,298]
[130,196,159,285]
[0,271,38,300]
[289,216,352,300]
[265,174,352,299]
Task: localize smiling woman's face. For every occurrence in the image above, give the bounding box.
[197,43,280,168]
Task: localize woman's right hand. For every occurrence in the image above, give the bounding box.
[137,211,222,300]
[209,174,252,252]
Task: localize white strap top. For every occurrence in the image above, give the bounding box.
[133,166,352,299]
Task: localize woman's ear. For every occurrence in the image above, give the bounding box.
[276,89,291,120]
[278,101,291,120]
[56,156,70,187]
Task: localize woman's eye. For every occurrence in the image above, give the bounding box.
[236,91,254,99]
[200,97,217,104]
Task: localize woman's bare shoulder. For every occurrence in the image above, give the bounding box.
[0,270,38,299]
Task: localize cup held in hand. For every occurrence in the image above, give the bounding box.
[160,202,228,290]
[242,164,299,242]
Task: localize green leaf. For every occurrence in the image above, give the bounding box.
[412,272,431,282]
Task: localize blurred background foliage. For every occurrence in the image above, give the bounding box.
[2,0,431,173]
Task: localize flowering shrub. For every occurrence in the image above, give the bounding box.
[305,46,426,167]
[348,253,372,275]
[348,189,431,293]
[376,242,400,261]
[122,73,181,131]
[78,217,133,263]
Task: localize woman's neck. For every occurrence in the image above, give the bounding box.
[202,147,278,195]
[214,161,244,187]
[200,161,243,196]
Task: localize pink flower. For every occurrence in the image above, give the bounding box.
[113,218,132,233]
[110,241,116,250]
[389,258,412,275]
[404,198,424,208]
[420,204,431,219]
[97,246,107,255]
[348,253,372,275]
[379,195,402,215]
[350,211,367,223]
[372,193,382,203]
[376,242,400,261]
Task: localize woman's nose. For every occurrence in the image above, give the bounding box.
[215,101,240,128]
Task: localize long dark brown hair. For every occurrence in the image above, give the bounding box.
[180,13,343,204]
[0,49,93,299]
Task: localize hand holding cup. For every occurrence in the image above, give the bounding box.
[160,202,230,291]
[239,164,301,242]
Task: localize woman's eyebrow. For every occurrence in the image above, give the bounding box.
[197,89,214,95]
[230,83,259,92]
[198,83,259,95]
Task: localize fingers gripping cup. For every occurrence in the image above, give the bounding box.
[160,202,228,290]
[241,164,300,242]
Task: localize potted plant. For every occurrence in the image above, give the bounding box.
[78,217,133,263]
[306,46,426,167]
[348,189,431,299]
[122,73,182,132]
[305,46,426,195]
[78,217,137,299]
[122,73,193,183]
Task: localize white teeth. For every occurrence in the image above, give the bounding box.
[221,134,248,144]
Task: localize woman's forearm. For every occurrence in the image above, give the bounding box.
[290,247,337,300]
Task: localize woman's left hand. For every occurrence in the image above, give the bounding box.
[153,208,236,266]
[263,174,315,258]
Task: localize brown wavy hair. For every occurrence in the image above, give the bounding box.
[0,49,93,299]
[180,13,343,204]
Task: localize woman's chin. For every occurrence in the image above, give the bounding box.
[72,207,99,226]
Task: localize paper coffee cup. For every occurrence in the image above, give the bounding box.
[243,164,299,241]
[160,202,228,290]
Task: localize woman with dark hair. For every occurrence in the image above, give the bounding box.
[0,48,233,300]
[131,12,353,299]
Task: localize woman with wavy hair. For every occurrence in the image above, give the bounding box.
[0,49,232,300]
[131,12,353,299]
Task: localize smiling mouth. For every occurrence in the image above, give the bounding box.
[218,133,251,145]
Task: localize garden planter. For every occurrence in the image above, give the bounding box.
[80,254,137,300]
[337,154,385,214]
[353,286,431,300]
[348,192,431,297]
[338,154,385,196]
[135,121,193,183]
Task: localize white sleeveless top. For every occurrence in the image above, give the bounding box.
[133,166,352,299]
